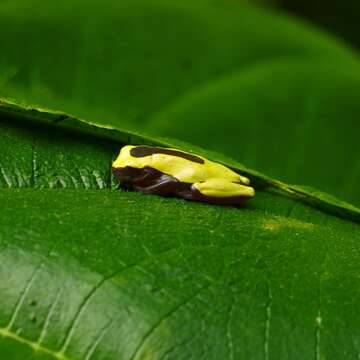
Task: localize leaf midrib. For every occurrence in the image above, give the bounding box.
[0,327,70,360]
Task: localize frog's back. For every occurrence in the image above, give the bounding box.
[113,145,242,184]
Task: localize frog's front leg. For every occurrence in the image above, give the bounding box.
[133,171,180,195]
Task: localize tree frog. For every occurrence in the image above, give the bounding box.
[112,145,255,205]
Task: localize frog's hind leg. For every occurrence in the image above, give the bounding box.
[187,179,255,205]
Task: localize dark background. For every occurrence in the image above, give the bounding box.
[262,0,359,49]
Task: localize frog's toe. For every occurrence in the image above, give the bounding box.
[239,175,250,185]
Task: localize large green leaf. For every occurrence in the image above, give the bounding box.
[0,189,359,360]
[0,101,360,360]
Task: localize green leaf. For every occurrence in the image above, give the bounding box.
[1,188,359,360]
[0,99,360,359]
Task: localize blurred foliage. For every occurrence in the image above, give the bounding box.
[148,59,360,206]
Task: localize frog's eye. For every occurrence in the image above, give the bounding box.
[130,146,204,164]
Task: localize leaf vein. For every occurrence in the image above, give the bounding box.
[128,282,212,360]
[0,165,12,188]
[4,265,40,331]
[37,288,63,345]
[84,320,115,360]
[0,327,71,360]
[264,288,272,360]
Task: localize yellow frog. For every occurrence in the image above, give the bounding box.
[112,145,255,205]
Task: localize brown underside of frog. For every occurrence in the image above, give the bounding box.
[112,166,252,205]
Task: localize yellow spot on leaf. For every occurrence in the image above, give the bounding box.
[263,216,314,232]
